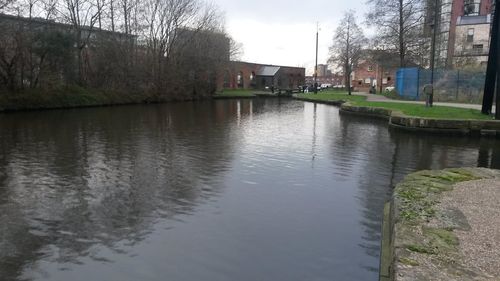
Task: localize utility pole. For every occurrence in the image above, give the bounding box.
[314,22,319,94]
[428,0,440,107]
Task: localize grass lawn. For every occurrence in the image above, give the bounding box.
[296,92,366,103]
[295,92,493,120]
[215,89,256,97]
[354,101,492,120]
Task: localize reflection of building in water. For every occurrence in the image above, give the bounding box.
[214,100,254,124]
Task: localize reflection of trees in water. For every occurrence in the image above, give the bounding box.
[0,101,244,280]
[332,113,500,272]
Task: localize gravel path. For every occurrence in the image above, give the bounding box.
[438,179,500,279]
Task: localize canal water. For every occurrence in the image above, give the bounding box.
[0,99,499,281]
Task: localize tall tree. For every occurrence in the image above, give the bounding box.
[56,0,105,85]
[329,10,367,95]
[367,0,426,67]
[0,0,14,10]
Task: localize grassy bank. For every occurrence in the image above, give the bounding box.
[296,92,492,120]
[355,101,491,120]
[0,86,150,111]
[0,85,219,112]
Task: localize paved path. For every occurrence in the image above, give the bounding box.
[353,92,496,113]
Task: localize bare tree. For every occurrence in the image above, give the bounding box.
[56,0,102,84]
[229,37,243,61]
[329,10,367,95]
[140,0,224,94]
[367,0,426,67]
[0,0,227,101]
[0,0,15,11]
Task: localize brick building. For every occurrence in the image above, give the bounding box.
[351,59,397,92]
[451,0,494,67]
[218,61,305,90]
[433,0,494,67]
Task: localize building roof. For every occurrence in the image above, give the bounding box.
[257,66,280,76]
[457,15,491,25]
[0,13,136,38]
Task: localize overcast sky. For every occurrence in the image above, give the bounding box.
[211,0,371,74]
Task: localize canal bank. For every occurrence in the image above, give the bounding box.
[293,96,500,137]
[381,168,500,281]
[0,86,218,113]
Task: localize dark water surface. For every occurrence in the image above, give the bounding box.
[1,99,499,281]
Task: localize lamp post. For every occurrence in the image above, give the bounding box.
[428,0,440,107]
[314,22,319,94]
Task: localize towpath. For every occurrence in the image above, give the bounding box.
[353,92,496,113]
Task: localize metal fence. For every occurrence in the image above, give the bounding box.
[396,68,486,104]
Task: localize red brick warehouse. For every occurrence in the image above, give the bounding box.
[218,61,305,90]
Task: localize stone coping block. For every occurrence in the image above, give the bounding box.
[340,104,500,136]
[383,168,500,281]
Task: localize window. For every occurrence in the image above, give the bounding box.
[368,65,374,72]
[250,71,256,86]
[464,0,479,16]
[473,44,484,54]
[467,28,474,43]
[237,71,244,88]
[223,71,230,88]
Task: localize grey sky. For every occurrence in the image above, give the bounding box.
[211,0,371,74]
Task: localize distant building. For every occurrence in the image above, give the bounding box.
[219,61,305,90]
[317,64,329,77]
[305,74,343,87]
[452,13,492,67]
[0,13,136,45]
[0,13,137,90]
[351,60,397,92]
[429,0,494,68]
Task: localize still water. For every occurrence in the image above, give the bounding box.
[0,99,499,281]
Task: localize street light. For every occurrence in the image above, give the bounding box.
[428,0,440,107]
[314,22,319,94]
